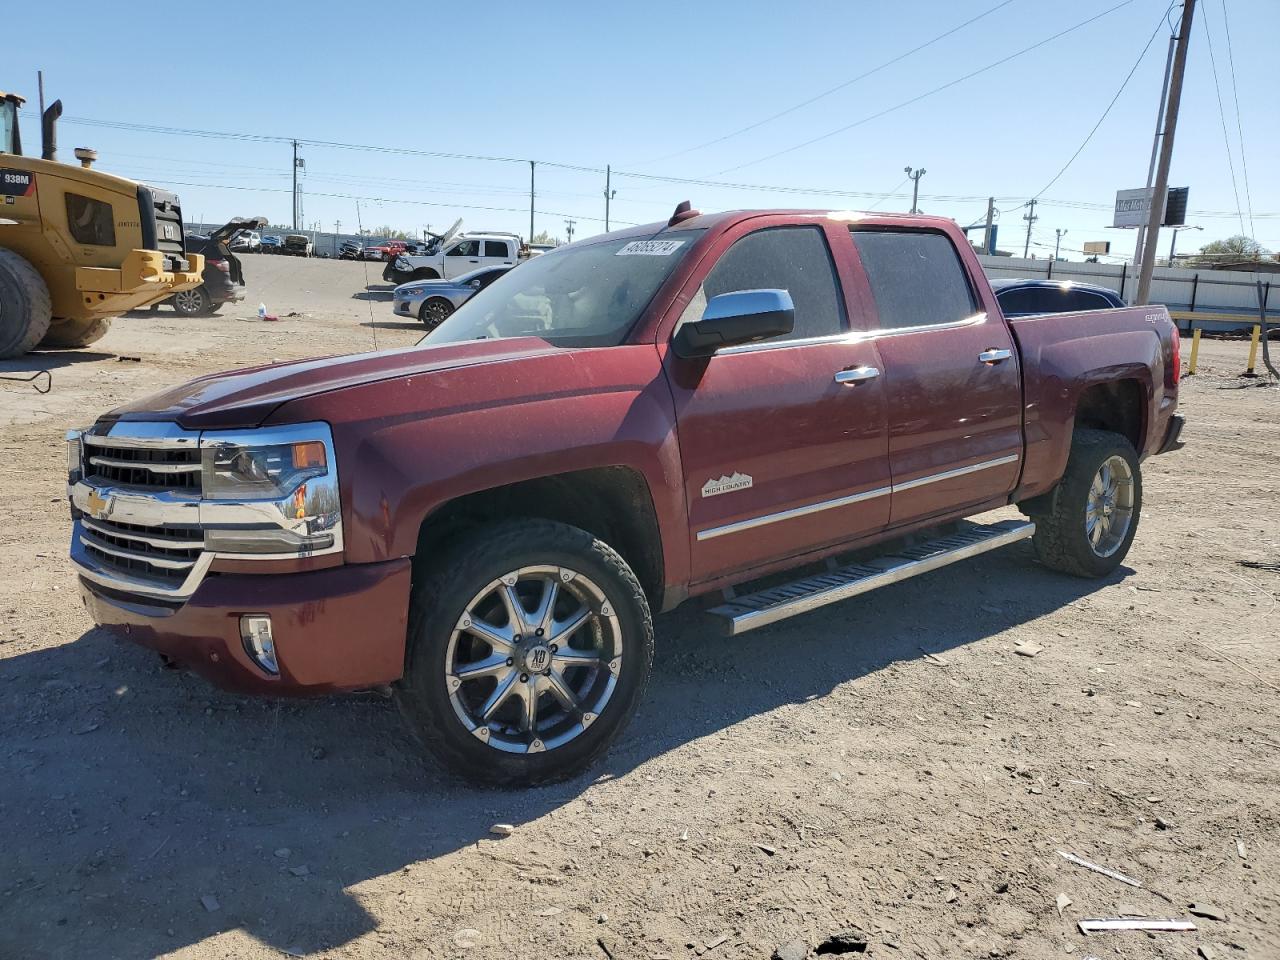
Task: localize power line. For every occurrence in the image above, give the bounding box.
[1219,0,1255,240]
[146,178,639,226]
[1199,2,1246,236]
[1030,5,1172,200]
[631,0,1019,166]
[708,0,1138,177]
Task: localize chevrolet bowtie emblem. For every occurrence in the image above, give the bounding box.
[85,489,111,519]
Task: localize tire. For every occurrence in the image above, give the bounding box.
[411,268,440,281]
[395,519,654,787]
[1027,428,1142,578]
[171,286,212,317]
[0,248,53,359]
[38,316,112,349]
[419,297,455,330]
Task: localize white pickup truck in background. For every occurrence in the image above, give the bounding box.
[383,220,527,284]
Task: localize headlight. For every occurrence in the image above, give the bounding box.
[202,433,328,500]
[198,423,342,557]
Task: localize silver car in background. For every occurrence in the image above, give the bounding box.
[392,265,512,328]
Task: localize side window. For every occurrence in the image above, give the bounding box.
[476,269,505,289]
[850,229,977,329]
[1062,290,1115,312]
[483,240,509,258]
[690,226,846,343]
[448,240,480,257]
[65,193,116,247]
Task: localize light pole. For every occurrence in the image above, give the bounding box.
[904,166,926,214]
[564,219,576,244]
[1168,224,1201,265]
[604,164,616,232]
[1053,228,1068,261]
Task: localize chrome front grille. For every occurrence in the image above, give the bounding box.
[79,517,203,586]
[83,435,201,491]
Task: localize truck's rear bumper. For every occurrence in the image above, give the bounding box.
[1157,413,1186,454]
[79,558,411,696]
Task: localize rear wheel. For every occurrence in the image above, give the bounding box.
[0,249,52,359]
[172,287,213,317]
[419,297,455,330]
[1027,428,1142,578]
[38,316,112,350]
[395,519,654,787]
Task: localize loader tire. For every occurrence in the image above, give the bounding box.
[39,316,112,350]
[0,249,53,359]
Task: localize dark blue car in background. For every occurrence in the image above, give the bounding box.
[992,278,1126,318]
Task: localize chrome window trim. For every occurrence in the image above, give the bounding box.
[695,454,1019,541]
[709,312,987,357]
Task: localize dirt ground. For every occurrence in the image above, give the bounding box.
[1,256,1277,960]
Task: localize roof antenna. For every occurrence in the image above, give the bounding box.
[668,200,700,226]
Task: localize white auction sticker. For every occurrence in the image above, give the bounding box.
[616,239,686,256]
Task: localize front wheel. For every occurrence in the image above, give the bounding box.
[1028,428,1142,578]
[395,519,654,787]
[419,296,455,330]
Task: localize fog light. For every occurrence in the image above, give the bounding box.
[240,614,279,675]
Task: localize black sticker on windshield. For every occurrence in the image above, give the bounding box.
[0,169,35,197]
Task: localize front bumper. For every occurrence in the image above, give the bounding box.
[80,558,412,695]
[73,249,206,319]
[393,297,422,317]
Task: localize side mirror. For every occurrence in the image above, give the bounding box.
[672,289,795,359]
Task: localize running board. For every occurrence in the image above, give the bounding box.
[706,519,1036,636]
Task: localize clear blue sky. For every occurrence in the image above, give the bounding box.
[11,0,1276,260]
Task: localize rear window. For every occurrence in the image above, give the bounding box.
[65,193,116,247]
[850,229,977,330]
[484,240,510,258]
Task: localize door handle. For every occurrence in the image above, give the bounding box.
[978,348,1012,364]
[468,259,480,263]
[834,366,880,385]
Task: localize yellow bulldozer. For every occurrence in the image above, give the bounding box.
[0,90,204,358]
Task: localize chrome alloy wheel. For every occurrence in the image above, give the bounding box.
[444,565,622,755]
[1085,454,1135,558]
[174,289,203,312]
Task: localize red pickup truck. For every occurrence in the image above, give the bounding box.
[67,205,1184,785]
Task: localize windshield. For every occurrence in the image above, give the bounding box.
[0,100,18,155]
[424,230,705,348]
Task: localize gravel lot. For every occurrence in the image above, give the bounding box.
[1,256,1277,960]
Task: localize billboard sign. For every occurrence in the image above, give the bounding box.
[1082,241,1111,255]
[1113,187,1190,228]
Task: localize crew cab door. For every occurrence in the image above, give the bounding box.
[847,227,1022,526]
[664,221,891,586]
[482,239,516,268]
[442,238,482,278]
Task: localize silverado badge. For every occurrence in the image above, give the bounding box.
[701,473,753,498]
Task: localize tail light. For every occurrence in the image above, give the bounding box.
[1167,324,1181,388]
[209,258,230,274]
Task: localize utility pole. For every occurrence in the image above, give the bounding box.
[291,140,302,230]
[529,161,536,243]
[604,165,616,232]
[1134,29,1178,266]
[564,219,576,244]
[37,70,45,118]
[1022,199,1038,259]
[334,220,341,256]
[1137,0,1195,305]
[983,197,995,255]
[904,166,926,214]
[1053,228,1067,261]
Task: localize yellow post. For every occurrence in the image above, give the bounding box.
[1188,328,1202,375]
[1246,324,1261,375]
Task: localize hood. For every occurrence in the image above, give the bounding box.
[397,277,454,293]
[101,338,562,430]
[436,217,463,248]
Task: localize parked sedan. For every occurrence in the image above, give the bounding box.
[392,265,511,328]
[992,278,1125,317]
